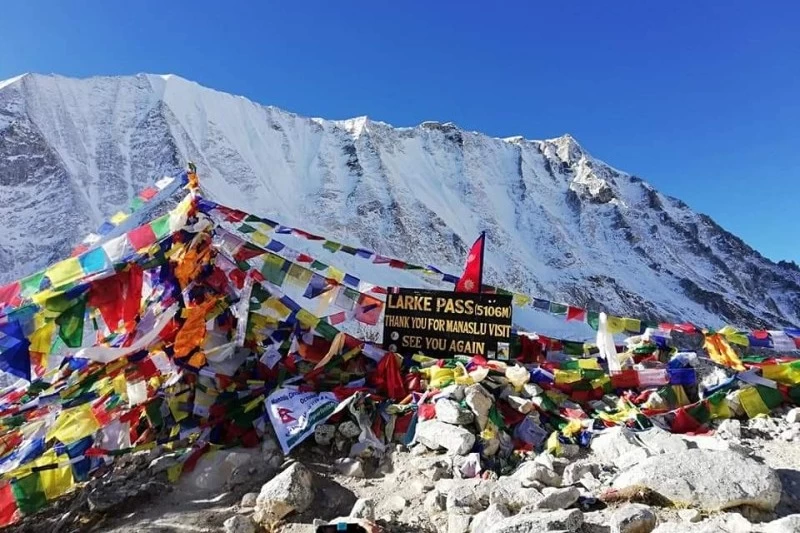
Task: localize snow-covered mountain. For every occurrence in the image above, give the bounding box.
[1,73,798,334]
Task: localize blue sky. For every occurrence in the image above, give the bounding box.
[1,1,798,263]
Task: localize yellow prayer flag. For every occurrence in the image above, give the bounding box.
[250,231,269,246]
[554,370,582,385]
[29,319,56,354]
[704,334,745,371]
[512,294,531,307]
[578,358,600,370]
[47,403,100,444]
[45,257,84,288]
[607,316,625,334]
[738,387,769,418]
[110,211,129,225]
[34,452,74,500]
[263,298,291,318]
[296,309,320,330]
[286,264,313,288]
[762,363,800,385]
[718,325,750,347]
[623,318,641,333]
[326,266,345,283]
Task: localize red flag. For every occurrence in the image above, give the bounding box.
[456,232,485,293]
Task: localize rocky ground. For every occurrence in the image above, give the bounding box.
[8,406,800,533]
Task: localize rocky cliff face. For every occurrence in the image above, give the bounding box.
[1,73,798,331]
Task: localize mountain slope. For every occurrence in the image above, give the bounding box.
[1,73,798,333]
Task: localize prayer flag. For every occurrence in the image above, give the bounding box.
[456,232,485,293]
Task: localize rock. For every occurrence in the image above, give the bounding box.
[349,498,375,520]
[507,395,534,414]
[512,461,562,488]
[786,408,800,425]
[415,420,476,455]
[446,479,492,514]
[560,443,581,459]
[465,384,493,431]
[314,424,336,446]
[489,477,544,511]
[677,509,701,523]
[563,462,600,486]
[591,427,651,468]
[487,509,584,532]
[412,479,435,493]
[335,457,365,477]
[386,494,408,512]
[582,510,613,533]
[762,514,800,533]
[448,513,473,533]
[437,398,475,425]
[230,514,264,533]
[224,515,256,533]
[636,426,689,454]
[651,512,752,533]
[470,503,511,532]
[183,450,256,492]
[715,419,741,440]
[610,504,656,533]
[240,492,258,508]
[612,449,782,511]
[338,421,361,439]
[780,428,797,442]
[425,490,447,515]
[749,416,778,434]
[535,486,581,510]
[254,463,315,523]
[481,436,501,457]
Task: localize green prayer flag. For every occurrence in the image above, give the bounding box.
[12,472,47,515]
[323,241,342,253]
[314,320,339,342]
[20,272,45,297]
[55,295,87,348]
[310,260,327,271]
[237,223,257,234]
[586,311,600,331]
[261,255,287,286]
[150,215,171,239]
[757,385,783,409]
[549,302,568,315]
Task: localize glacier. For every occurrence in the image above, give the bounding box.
[0,72,798,340]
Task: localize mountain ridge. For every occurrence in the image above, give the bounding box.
[1,72,798,334]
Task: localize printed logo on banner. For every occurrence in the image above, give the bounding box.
[382,288,513,359]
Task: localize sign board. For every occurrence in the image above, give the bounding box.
[382,288,513,359]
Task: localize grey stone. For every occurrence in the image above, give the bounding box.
[470,503,511,532]
[651,512,752,533]
[415,419,476,455]
[254,463,315,523]
[563,462,600,486]
[446,479,492,514]
[338,421,361,439]
[314,424,336,446]
[240,492,258,508]
[591,427,651,468]
[465,384,494,431]
[489,477,544,512]
[715,419,741,440]
[507,395,534,414]
[636,426,689,455]
[535,486,580,510]
[437,398,475,425]
[582,510,613,533]
[677,509,701,523]
[780,428,797,441]
[786,408,800,425]
[335,457,365,477]
[512,461,563,488]
[449,513,473,533]
[224,515,256,533]
[425,490,446,515]
[763,514,800,533]
[610,504,656,533]
[560,443,581,459]
[613,449,782,511]
[386,494,408,512]
[349,497,375,520]
[487,509,584,532]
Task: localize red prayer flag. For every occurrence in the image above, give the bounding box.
[456,232,485,293]
[566,306,586,322]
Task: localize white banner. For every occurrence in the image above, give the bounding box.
[265,385,346,454]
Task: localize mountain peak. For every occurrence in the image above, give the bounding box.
[0,73,30,90]
[0,73,797,333]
